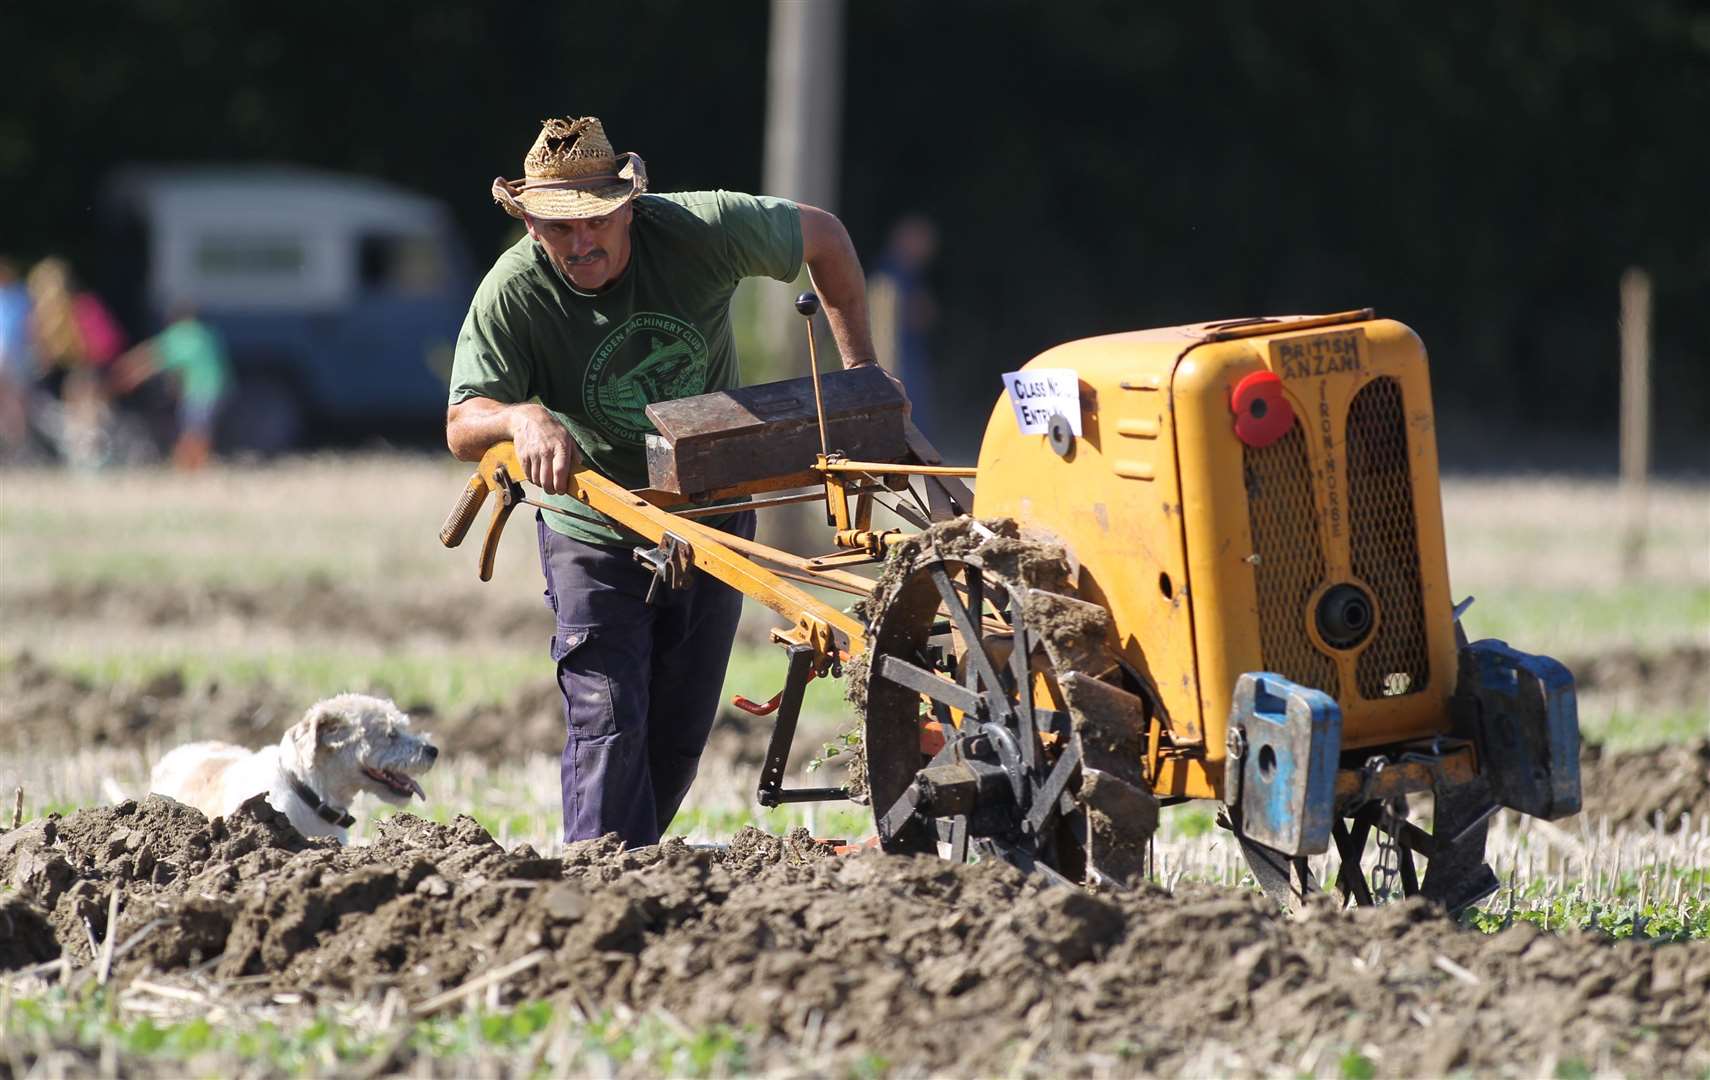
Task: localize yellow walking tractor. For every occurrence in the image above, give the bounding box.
[443,297,1581,914]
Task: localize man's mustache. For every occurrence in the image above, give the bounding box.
[562,250,606,265]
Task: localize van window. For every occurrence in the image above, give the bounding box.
[358,233,446,294]
[194,235,306,279]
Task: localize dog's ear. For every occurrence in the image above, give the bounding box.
[311,710,351,747]
[292,702,352,756]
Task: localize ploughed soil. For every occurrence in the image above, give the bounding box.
[1580,739,1710,833]
[3,797,1708,1078]
[5,642,1703,829]
[2,577,1703,1072]
[0,651,779,781]
[0,579,550,652]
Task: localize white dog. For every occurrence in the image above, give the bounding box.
[149,693,438,843]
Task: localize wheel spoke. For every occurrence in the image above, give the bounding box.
[1023,738,1080,836]
[1398,840,1420,896]
[1333,812,1376,907]
[965,565,984,643]
[875,655,983,716]
[959,566,983,697]
[928,563,1013,725]
[1393,818,1438,857]
[877,781,927,848]
[1009,590,1038,772]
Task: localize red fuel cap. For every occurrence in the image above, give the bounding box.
[1230,370,1293,448]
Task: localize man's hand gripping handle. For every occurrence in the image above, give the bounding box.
[438,441,526,582]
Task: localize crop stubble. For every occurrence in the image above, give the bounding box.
[3,461,1706,1074]
[1,795,1708,1077]
[6,648,1705,834]
[1,656,1708,1075]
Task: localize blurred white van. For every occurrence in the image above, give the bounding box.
[102,166,472,451]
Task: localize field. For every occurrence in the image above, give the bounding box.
[2,456,1707,1077]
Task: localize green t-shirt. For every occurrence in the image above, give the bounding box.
[153,319,231,407]
[449,191,803,546]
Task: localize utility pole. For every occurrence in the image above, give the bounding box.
[751,0,847,559]
[757,0,846,377]
[1619,267,1652,578]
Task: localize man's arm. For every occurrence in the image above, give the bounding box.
[798,204,879,370]
[446,397,580,495]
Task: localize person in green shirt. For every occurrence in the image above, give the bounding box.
[111,305,232,469]
[446,116,890,846]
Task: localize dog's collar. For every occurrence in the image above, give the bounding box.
[289,777,355,829]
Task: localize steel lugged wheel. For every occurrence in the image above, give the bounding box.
[1240,780,1499,916]
[855,519,1159,886]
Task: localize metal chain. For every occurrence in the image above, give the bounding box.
[1370,797,1405,902]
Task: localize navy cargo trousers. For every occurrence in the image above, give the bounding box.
[536,511,754,846]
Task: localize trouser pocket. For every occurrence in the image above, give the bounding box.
[553,622,653,843]
[551,626,618,741]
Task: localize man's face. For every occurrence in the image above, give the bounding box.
[525,204,634,291]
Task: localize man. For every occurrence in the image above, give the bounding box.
[868,215,941,440]
[446,116,884,846]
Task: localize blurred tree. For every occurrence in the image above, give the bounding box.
[3,0,1704,465]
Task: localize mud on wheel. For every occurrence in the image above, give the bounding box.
[850,518,1159,886]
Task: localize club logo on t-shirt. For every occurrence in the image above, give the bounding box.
[583,312,710,444]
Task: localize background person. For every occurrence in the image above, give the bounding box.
[0,258,32,453]
[445,116,886,847]
[867,214,940,440]
[110,305,232,469]
[25,257,127,467]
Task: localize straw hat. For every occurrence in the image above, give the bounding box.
[491,117,648,221]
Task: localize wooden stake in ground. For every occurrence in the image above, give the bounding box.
[1619,267,1652,578]
[10,787,20,829]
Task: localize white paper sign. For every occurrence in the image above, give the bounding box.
[1002,368,1082,436]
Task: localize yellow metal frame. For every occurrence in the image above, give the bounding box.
[448,310,1467,812]
[972,313,1460,801]
[466,442,871,663]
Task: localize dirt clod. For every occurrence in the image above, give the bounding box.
[1580,738,1710,832]
[1,795,1706,1076]
[0,894,59,969]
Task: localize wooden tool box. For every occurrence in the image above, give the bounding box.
[644,366,910,498]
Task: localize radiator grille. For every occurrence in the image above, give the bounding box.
[1346,377,1429,698]
[1245,423,1341,697]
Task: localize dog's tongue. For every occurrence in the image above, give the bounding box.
[367,767,426,800]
